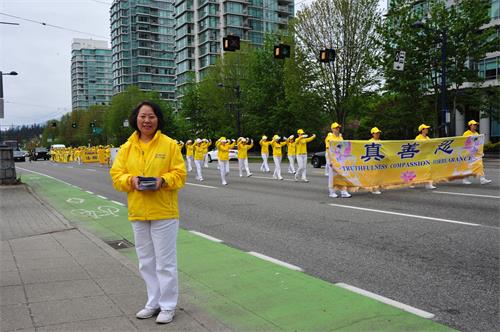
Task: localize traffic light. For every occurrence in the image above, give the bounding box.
[90,122,96,128]
[72,122,77,128]
[319,48,336,63]
[223,35,240,52]
[274,44,291,59]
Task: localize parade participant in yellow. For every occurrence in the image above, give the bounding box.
[294,129,316,182]
[286,135,296,174]
[259,135,271,173]
[176,140,184,151]
[98,145,106,167]
[193,139,205,181]
[414,124,436,189]
[271,135,287,180]
[326,123,351,198]
[110,101,186,324]
[105,145,111,166]
[202,139,212,168]
[184,140,194,172]
[216,137,236,185]
[237,137,253,177]
[463,120,492,185]
[368,127,382,194]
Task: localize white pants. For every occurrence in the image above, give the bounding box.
[219,160,229,184]
[327,162,335,194]
[260,154,270,172]
[295,154,308,180]
[194,160,203,180]
[288,155,296,173]
[132,219,179,311]
[186,156,193,172]
[203,153,209,168]
[238,158,251,176]
[273,156,282,179]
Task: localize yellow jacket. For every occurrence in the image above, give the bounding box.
[287,141,296,156]
[463,130,479,137]
[110,131,186,221]
[216,141,236,161]
[259,140,271,154]
[193,144,205,160]
[237,141,253,159]
[415,134,430,140]
[185,144,194,156]
[201,141,211,154]
[296,134,316,155]
[271,141,287,157]
[368,138,380,142]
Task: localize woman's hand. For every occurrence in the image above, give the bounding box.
[155,177,164,190]
[131,176,141,190]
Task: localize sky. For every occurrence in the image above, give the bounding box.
[0,0,386,129]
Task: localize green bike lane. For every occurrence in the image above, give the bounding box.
[21,172,452,331]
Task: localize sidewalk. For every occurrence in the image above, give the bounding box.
[0,184,229,331]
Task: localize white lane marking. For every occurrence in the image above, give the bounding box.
[433,191,500,199]
[252,176,295,182]
[111,200,125,206]
[328,203,480,227]
[189,231,223,243]
[186,182,217,189]
[17,167,73,187]
[72,185,82,189]
[96,195,107,200]
[85,191,94,195]
[85,168,97,172]
[248,252,304,272]
[335,283,435,319]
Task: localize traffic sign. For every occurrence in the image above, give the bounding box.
[393,50,406,71]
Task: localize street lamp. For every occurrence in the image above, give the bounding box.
[218,83,241,137]
[412,21,450,137]
[0,71,18,120]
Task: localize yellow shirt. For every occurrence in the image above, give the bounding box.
[201,141,211,154]
[185,144,194,156]
[216,142,236,161]
[415,134,430,140]
[193,145,205,160]
[463,130,479,137]
[368,138,380,142]
[287,141,296,156]
[271,141,287,157]
[259,140,271,154]
[237,141,253,159]
[110,130,186,221]
[296,135,316,155]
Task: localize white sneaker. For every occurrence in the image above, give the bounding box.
[156,310,175,324]
[329,192,338,198]
[302,178,309,183]
[425,184,437,190]
[247,173,253,177]
[371,190,382,195]
[462,178,472,185]
[340,190,351,198]
[222,181,228,185]
[480,177,492,185]
[136,307,160,319]
[199,178,204,182]
[239,174,243,177]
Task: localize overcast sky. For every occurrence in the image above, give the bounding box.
[0,0,386,129]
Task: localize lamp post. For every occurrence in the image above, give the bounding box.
[412,22,449,137]
[0,71,18,120]
[217,83,241,137]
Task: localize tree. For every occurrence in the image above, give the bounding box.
[293,0,382,127]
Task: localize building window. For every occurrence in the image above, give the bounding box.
[491,0,499,19]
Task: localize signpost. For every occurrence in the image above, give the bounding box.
[393,50,406,71]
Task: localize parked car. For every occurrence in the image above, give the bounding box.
[207,149,238,162]
[311,151,326,168]
[32,147,50,161]
[13,150,27,162]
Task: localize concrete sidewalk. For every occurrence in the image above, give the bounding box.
[0,184,230,331]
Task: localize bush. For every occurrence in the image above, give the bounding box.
[484,142,500,154]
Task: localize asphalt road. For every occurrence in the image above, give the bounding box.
[16,158,500,331]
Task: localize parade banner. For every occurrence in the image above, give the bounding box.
[82,150,99,163]
[329,135,485,191]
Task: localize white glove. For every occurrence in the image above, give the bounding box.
[302,134,308,138]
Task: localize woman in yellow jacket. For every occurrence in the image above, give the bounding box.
[294,129,316,182]
[216,137,236,185]
[326,123,351,198]
[286,135,296,174]
[237,137,253,177]
[193,139,205,181]
[271,135,287,180]
[414,124,436,190]
[463,120,491,185]
[202,139,212,168]
[184,140,194,172]
[259,135,271,173]
[368,127,382,195]
[110,101,186,324]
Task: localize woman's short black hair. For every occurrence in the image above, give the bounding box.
[129,101,165,133]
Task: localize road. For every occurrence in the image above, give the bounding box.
[16,159,500,331]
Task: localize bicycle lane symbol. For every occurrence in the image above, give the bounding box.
[71,206,121,220]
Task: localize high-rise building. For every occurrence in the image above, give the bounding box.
[174,0,294,96]
[71,39,113,110]
[110,0,177,101]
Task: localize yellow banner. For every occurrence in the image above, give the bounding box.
[329,135,485,190]
[82,151,99,163]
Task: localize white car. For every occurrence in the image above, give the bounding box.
[207,149,238,162]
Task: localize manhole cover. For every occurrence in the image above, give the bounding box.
[105,239,134,249]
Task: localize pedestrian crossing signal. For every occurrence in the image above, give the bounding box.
[72,122,77,128]
[319,48,336,63]
[223,35,240,52]
[274,44,291,59]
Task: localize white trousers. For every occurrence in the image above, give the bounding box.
[219,160,229,184]
[272,156,282,179]
[260,154,270,172]
[203,153,209,168]
[287,155,296,173]
[327,162,335,194]
[194,160,203,180]
[132,219,179,311]
[186,156,193,172]
[238,158,251,176]
[295,154,308,180]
